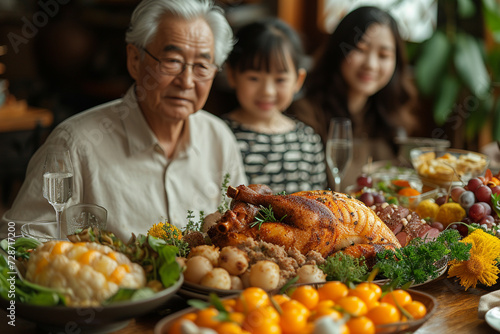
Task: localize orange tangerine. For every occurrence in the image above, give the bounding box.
[381,290,412,307]
[291,285,319,310]
[366,302,401,325]
[235,287,270,313]
[317,281,349,302]
[348,286,378,310]
[346,316,375,334]
[356,283,382,300]
[195,307,220,328]
[336,296,368,317]
[404,301,427,320]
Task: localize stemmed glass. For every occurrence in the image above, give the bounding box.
[326,118,353,192]
[42,150,74,239]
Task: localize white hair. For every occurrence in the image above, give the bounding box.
[125,0,234,67]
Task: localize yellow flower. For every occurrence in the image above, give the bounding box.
[448,229,500,290]
[148,222,183,241]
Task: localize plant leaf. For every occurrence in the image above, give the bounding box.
[434,74,461,124]
[483,0,500,42]
[414,30,452,97]
[454,33,491,97]
[465,96,491,140]
[457,0,476,18]
[493,97,500,142]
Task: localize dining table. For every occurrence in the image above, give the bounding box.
[1,273,499,334]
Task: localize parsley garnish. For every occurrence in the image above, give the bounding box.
[374,229,471,286]
[318,253,368,284]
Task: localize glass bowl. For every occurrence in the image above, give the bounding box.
[345,172,444,210]
[410,147,490,187]
[20,222,58,242]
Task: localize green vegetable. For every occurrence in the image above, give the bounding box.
[104,287,155,304]
[0,248,66,306]
[318,253,368,284]
[374,229,471,286]
[251,205,287,229]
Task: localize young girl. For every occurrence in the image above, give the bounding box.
[222,18,327,194]
[288,6,421,186]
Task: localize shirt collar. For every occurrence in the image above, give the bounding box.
[120,86,200,158]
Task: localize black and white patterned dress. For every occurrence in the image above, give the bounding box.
[223,117,328,194]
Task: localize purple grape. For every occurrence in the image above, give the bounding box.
[468,203,486,222]
[467,177,483,192]
[373,193,385,204]
[475,185,492,203]
[435,195,448,206]
[357,175,373,188]
[491,185,500,195]
[459,191,475,210]
[359,192,374,206]
[430,222,444,231]
[449,223,469,238]
[450,187,465,203]
[478,202,492,216]
[479,215,495,228]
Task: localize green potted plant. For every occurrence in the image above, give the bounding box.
[413,0,500,144]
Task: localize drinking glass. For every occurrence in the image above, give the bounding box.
[326,118,353,192]
[65,203,107,235]
[42,150,74,239]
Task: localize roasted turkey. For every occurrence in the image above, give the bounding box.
[208,185,401,258]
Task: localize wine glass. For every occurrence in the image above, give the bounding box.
[42,150,73,239]
[326,118,353,192]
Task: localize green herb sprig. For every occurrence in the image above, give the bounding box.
[218,173,231,213]
[318,253,368,284]
[374,229,471,286]
[251,205,287,229]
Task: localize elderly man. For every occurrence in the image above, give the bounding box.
[3,0,247,241]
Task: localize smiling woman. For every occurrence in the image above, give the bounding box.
[287,6,421,188]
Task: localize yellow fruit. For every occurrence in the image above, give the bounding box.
[435,203,466,227]
[415,199,439,220]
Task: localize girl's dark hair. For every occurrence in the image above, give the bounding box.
[304,6,416,140]
[227,18,304,74]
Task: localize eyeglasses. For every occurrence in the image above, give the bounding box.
[142,48,219,81]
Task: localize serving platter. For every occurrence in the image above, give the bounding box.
[155,286,438,334]
[0,275,184,334]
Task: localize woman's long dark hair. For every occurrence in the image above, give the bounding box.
[302,6,416,142]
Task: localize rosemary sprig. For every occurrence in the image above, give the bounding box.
[251,205,287,229]
[218,173,231,213]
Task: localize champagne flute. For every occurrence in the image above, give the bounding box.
[326,118,353,192]
[42,150,73,239]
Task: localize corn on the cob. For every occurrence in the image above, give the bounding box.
[26,241,146,307]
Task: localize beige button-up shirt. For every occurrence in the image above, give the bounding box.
[3,87,248,241]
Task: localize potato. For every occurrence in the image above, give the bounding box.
[296,264,327,284]
[249,260,280,290]
[240,270,251,289]
[183,256,213,284]
[200,268,231,290]
[218,246,249,275]
[188,245,219,266]
[230,275,243,290]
